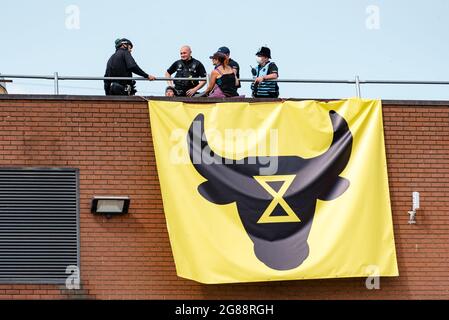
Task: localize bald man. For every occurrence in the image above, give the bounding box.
[165,45,207,97]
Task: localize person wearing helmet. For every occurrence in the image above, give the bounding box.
[104,38,156,96]
[250,46,279,98]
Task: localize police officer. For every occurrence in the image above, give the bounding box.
[217,46,241,88]
[104,38,156,96]
[251,46,279,98]
[165,45,207,97]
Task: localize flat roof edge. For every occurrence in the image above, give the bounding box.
[1,94,449,106]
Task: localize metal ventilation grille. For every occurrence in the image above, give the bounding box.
[0,168,79,284]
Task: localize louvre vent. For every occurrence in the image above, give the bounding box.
[0,168,79,284]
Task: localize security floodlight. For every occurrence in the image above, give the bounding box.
[91,196,130,218]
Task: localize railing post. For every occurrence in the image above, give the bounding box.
[355,75,361,98]
[54,72,59,95]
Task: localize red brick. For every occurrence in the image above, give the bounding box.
[0,99,448,299]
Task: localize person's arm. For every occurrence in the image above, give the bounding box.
[232,61,241,88]
[255,63,278,84]
[125,51,155,80]
[165,62,178,86]
[165,71,174,87]
[104,65,111,95]
[104,83,110,95]
[186,81,206,97]
[255,72,278,83]
[202,70,219,95]
[129,65,156,80]
[232,68,240,87]
[129,64,148,78]
[255,72,278,84]
[186,62,207,97]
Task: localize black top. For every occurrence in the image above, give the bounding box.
[229,58,241,88]
[104,48,148,93]
[166,58,207,94]
[216,73,238,97]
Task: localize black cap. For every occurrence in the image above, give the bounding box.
[256,46,271,58]
[217,46,230,55]
[209,51,226,60]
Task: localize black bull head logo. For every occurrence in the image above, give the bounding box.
[187,111,353,270]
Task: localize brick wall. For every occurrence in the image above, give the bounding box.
[0,96,448,300]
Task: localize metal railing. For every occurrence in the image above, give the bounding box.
[2,73,449,97]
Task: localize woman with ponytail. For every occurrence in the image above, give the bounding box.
[202,52,239,97]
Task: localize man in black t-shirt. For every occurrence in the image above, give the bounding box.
[104,38,156,96]
[217,46,241,89]
[165,45,207,97]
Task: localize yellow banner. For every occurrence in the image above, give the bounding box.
[149,98,398,284]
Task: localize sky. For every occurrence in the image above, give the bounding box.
[1,0,449,100]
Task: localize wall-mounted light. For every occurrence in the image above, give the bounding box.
[91,196,130,218]
[408,191,419,224]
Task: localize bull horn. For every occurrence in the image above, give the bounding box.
[329,110,352,145]
[187,114,243,205]
[187,114,232,175]
[314,110,353,175]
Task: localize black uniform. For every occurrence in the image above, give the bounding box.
[166,58,207,96]
[229,58,241,88]
[104,48,149,96]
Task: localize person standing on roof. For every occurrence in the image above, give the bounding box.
[165,45,207,97]
[251,46,279,98]
[216,46,241,89]
[202,51,238,98]
[104,38,156,96]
